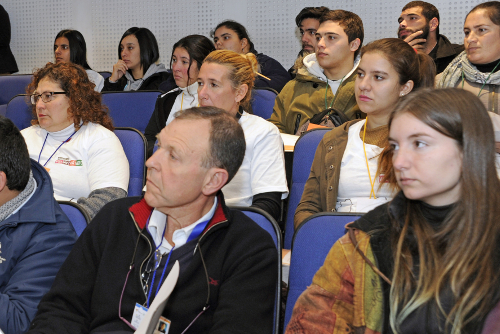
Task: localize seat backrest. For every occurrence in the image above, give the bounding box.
[58,201,91,236]
[0,104,6,117]
[114,127,147,197]
[232,206,282,334]
[99,71,112,80]
[0,74,33,105]
[250,87,278,120]
[284,212,361,329]
[284,128,330,248]
[101,91,161,133]
[6,94,33,130]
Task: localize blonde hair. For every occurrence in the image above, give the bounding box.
[203,50,258,110]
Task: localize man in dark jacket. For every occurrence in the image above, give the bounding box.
[288,6,330,78]
[398,1,464,73]
[28,107,278,334]
[0,115,77,334]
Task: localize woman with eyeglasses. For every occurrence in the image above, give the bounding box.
[102,27,170,92]
[21,62,129,219]
[54,29,104,92]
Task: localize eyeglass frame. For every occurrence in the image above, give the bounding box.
[30,91,67,105]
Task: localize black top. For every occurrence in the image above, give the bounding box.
[352,192,492,333]
[0,5,18,74]
[102,71,172,92]
[472,58,500,73]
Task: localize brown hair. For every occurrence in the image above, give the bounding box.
[366,38,436,187]
[27,62,113,131]
[466,1,500,25]
[202,50,257,111]
[320,10,364,58]
[387,88,500,333]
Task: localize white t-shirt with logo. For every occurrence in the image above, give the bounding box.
[222,111,289,207]
[22,122,129,201]
[336,120,394,213]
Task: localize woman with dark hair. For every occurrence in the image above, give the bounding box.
[196,50,288,221]
[54,29,104,91]
[294,38,435,228]
[437,1,500,154]
[102,27,170,92]
[144,35,215,156]
[212,20,291,92]
[286,88,500,333]
[21,62,129,219]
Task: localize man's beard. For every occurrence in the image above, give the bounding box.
[302,42,315,52]
[398,23,430,42]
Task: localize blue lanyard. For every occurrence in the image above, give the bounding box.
[146,216,211,307]
[38,131,77,167]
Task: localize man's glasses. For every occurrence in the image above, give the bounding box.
[31,91,67,105]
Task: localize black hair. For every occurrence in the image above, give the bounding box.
[119,27,160,76]
[402,1,440,36]
[211,20,256,53]
[55,29,91,70]
[170,35,215,87]
[0,115,30,191]
[295,6,330,27]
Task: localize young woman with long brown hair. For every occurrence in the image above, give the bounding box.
[294,38,435,229]
[286,88,500,334]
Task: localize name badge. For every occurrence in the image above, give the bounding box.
[131,303,171,333]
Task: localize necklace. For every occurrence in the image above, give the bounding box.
[362,117,377,199]
[324,75,346,110]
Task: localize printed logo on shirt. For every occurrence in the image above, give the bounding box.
[54,157,83,166]
[209,277,219,286]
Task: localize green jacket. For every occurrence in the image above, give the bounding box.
[268,66,360,134]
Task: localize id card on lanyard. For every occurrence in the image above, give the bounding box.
[131,217,210,330]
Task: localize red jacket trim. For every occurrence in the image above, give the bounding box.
[129,195,228,232]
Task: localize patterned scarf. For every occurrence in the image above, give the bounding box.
[0,171,35,222]
[437,51,500,88]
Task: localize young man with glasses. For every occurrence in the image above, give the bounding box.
[270,9,364,135]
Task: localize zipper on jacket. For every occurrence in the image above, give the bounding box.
[129,211,153,300]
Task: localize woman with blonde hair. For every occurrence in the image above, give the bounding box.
[21,62,129,219]
[286,88,500,333]
[196,49,288,221]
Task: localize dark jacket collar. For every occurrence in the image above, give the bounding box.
[2,159,59,226]
[436,34,463,59]
[129,191,230,235]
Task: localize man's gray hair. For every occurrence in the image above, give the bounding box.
[174,107,246,184]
